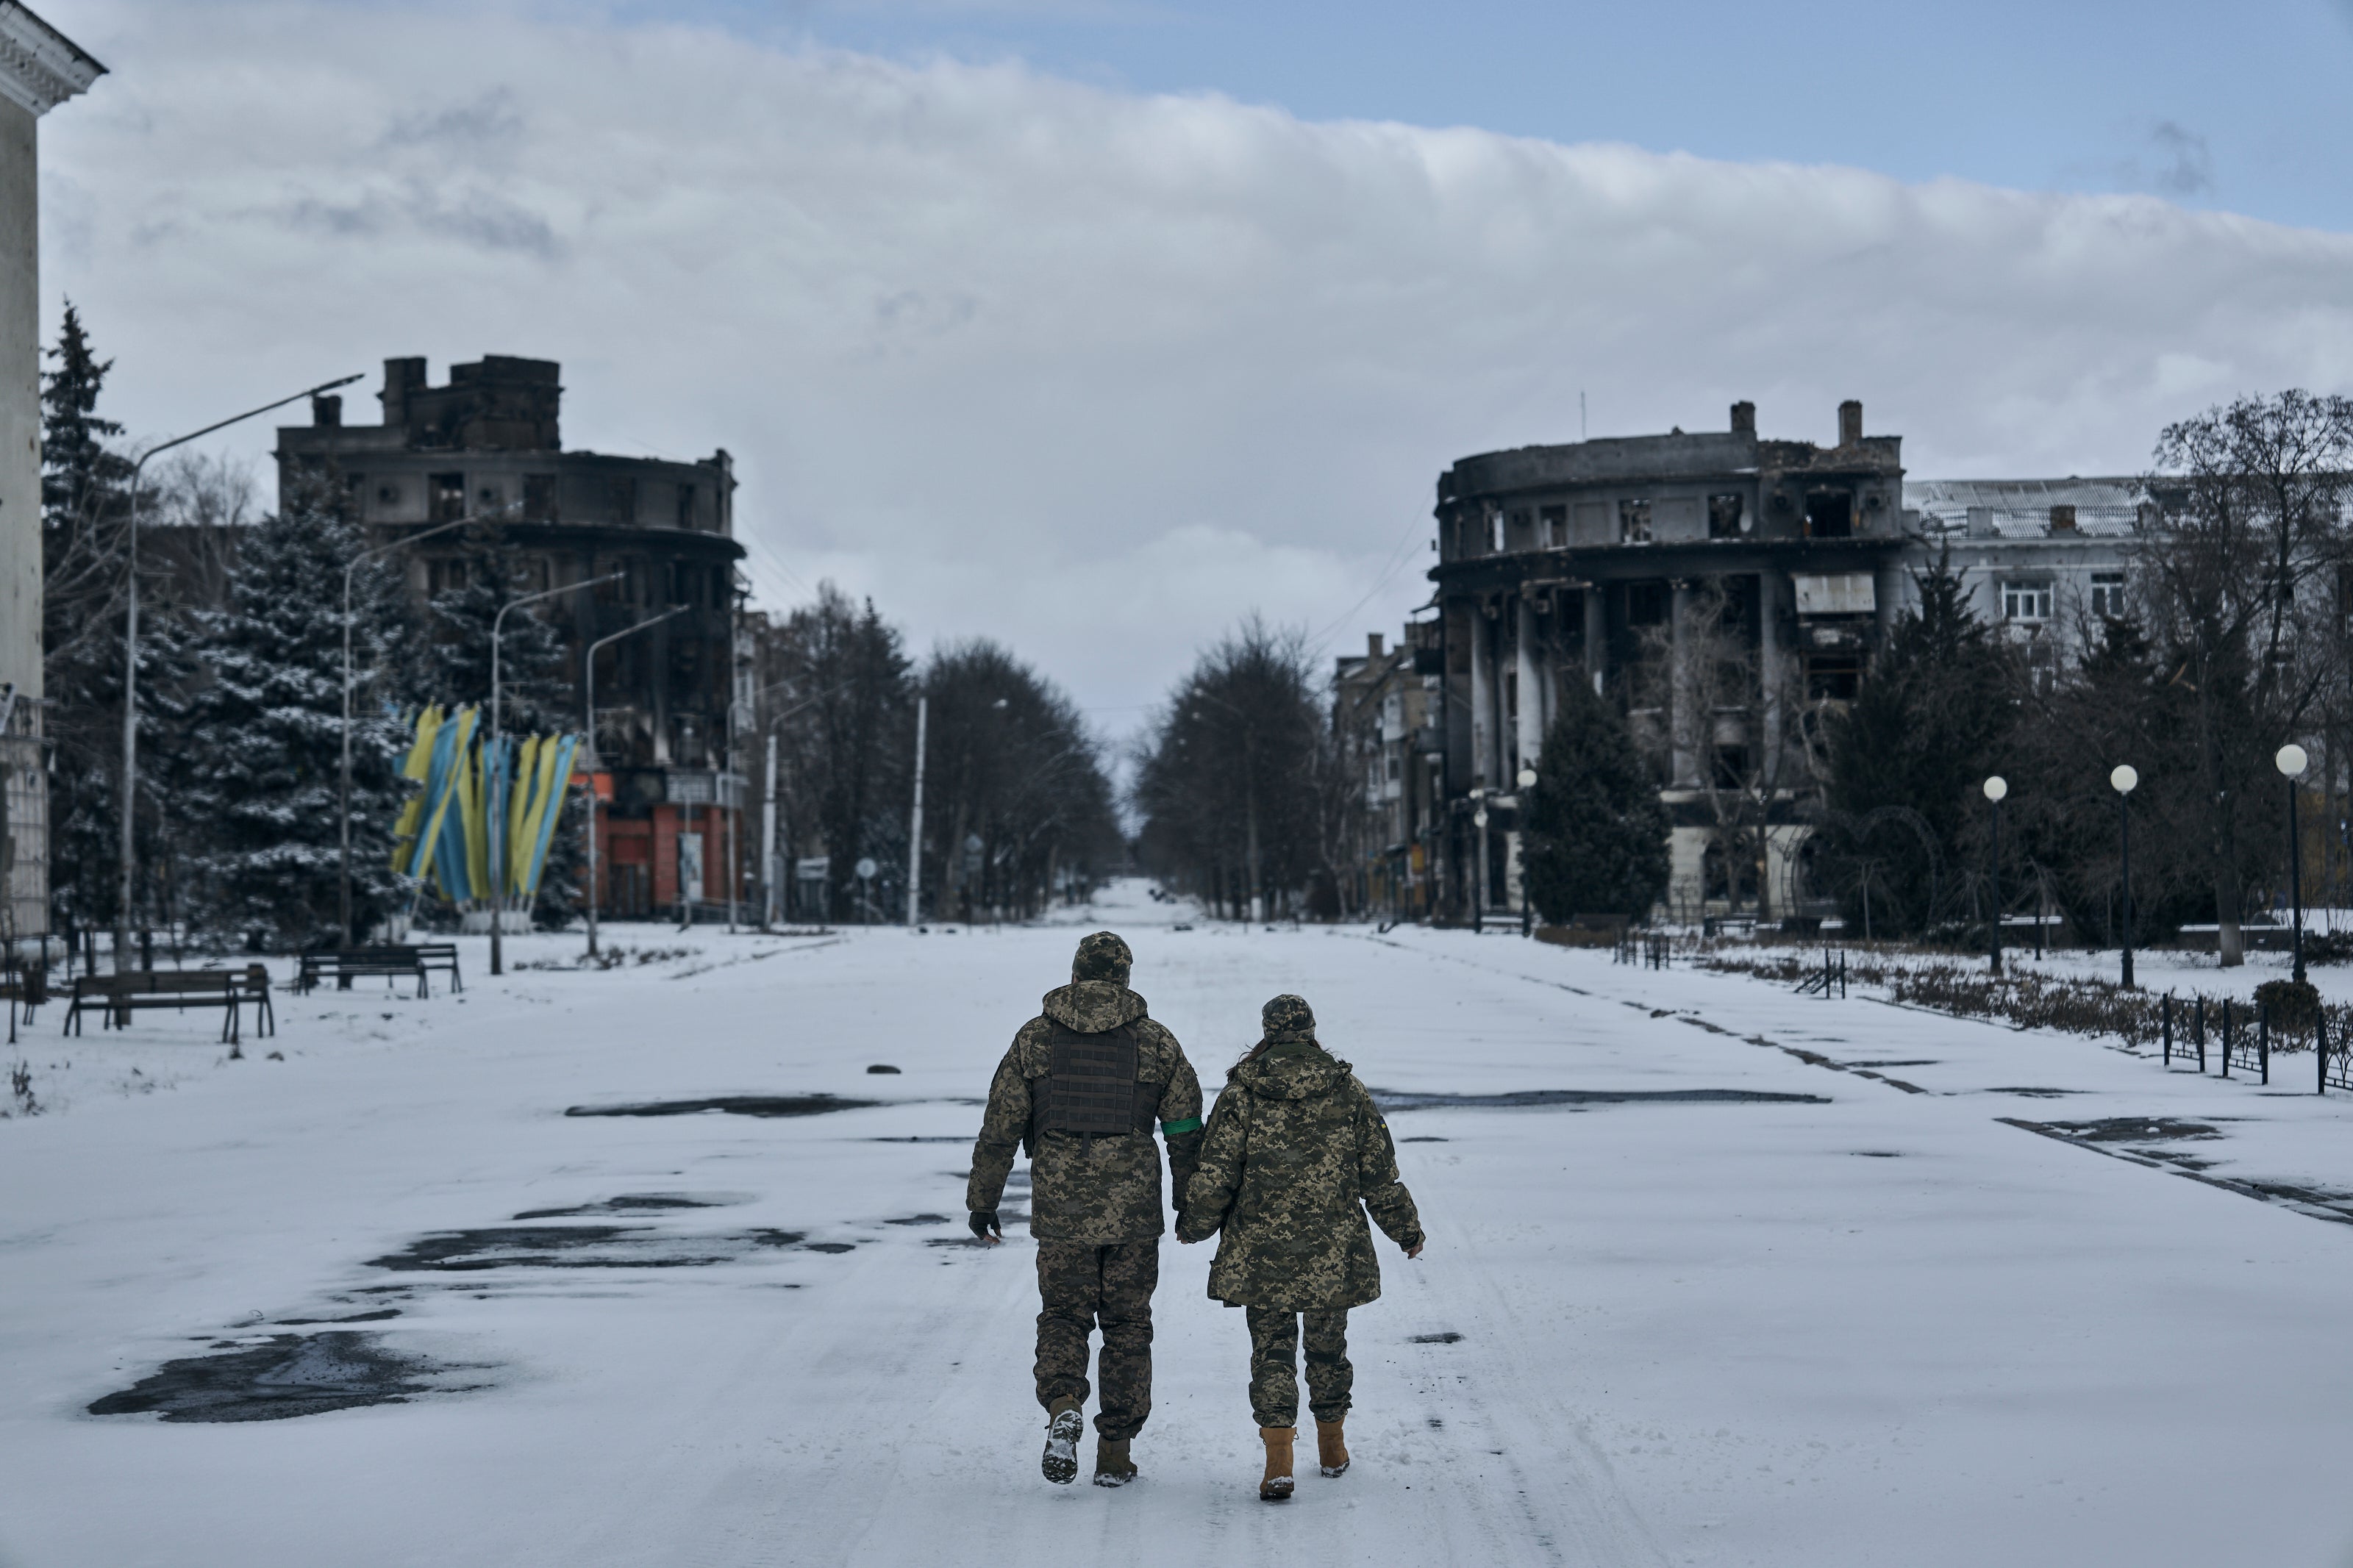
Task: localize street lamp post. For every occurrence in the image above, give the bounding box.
[340,510,500,946]
[2279,743,2310,986]
[113,373,362,970]
[487,573,621,975]
[1982,775,2008,975]
[1515,765,1538,936]
[582,606,686,960]
[2110,765,2138,989]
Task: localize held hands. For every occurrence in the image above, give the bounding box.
[969,1210,1002,1245]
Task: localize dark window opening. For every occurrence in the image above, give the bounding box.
[1804,490,1852,539]
[1627,581,1668,626]
[427,558,470,595]
[1805,653,1862,701]
[613,476,638,526]
[1713,745,1750,790]
[1702,842,1757,906]
[524,474,558,522]
[1708,493,1747,539]
[431,473,466,523]
[1540,504,1567,547]
[676,484,698,529]
[1618,498,1653,543]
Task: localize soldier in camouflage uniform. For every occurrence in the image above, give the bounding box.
[1176,993,1424,1501]
[968,931,1204,1488]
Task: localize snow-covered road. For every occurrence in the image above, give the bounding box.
[8,884,2353,1567]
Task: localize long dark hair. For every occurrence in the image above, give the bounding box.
[1226,1039,1274,1083]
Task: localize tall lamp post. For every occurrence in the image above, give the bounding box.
[1515,765,1538,936]
[487,573,621,975]
[1982,775,2008,975]
[113,373,363,970]
[582,606,685,960]
[340,510,500,946]
[2110,765,2138,989]
[2279,743,2310,985]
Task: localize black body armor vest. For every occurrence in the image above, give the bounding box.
[1033,1021,1163,1139]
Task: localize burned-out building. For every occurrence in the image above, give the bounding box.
[1415,401,2143,925]
[276,355,746,919]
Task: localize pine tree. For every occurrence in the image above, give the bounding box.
[38,304,146,951]
[423,526,582,926]
[179,479,416,949]
[1522,676,1673,923]
[1813,550,2017,936]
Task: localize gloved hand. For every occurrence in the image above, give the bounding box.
[969,1209,1002,1243]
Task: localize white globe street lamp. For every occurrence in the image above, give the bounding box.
[2278,744,2310,983]
[2111,765,2138,988]
[1982,776,2007,973]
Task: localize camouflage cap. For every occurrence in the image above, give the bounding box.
[1261,993,1316,1043]
[1071,931,1134,985]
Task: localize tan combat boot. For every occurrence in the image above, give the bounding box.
[1041,1396,1084,1485]
[1258,1426,1296,1501]
[1093,1435,1138,1487]
[1315,1416,1349,1477]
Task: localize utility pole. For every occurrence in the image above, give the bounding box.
[761,730,779,930]
[907,695,927,926]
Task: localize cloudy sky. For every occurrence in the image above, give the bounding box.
[29,0,2353,734]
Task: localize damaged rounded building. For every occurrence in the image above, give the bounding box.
[276,356,746,918]
[1429,400,1906,923]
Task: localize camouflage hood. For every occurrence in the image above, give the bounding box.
[1042,980,1149,1034]
[1231,1042,1351,1101]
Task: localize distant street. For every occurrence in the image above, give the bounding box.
[7,884,2353,1566]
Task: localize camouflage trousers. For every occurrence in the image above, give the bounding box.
[1035,1240,1158,1441]
[1243,1306,1352,1429]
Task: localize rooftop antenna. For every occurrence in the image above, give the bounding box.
[1580,390,1588,441]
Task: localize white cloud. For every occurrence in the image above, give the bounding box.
[35,1,2353,727]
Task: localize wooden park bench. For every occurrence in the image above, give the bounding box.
[63,964,275,1045]
[296,944,460,999]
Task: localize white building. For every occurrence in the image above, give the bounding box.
[0,2,102,954]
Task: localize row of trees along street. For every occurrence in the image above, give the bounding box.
[35,307,1124,953]
[1132,617,1357,920]
[739,590,1124,926]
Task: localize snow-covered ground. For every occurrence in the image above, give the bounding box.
[8,881,2353,1566]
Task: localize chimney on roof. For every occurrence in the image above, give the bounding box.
[1838,399,1863,447]
[311,393,340,428]
[379,357,426,430]
[1731,400,1755,437]
[2049,504,2077,533]
[1368,632,1385,659]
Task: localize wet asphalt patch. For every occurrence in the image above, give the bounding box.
[2004,1117,2353,1228]
[885,1214,951,1225]
[1400,1136,1449,1143]
[1371,1088,1830,1111]
[1987,1087,2083,1099]
[565,1095,882,1119]
[275,1307,401,1325]
[365,1225,811,1272]
[1850,1150,1903,1159]
[510,1193,735,1220]
[1410,1332,1464,1344]
[88,1332,480,1424]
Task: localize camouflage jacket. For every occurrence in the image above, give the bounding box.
[968,981,1204,1245]
[1175,1042,1422,1310]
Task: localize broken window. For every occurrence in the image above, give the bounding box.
[676,483,699,529]
[1708,493,1747,539]
[2089,573,2127,619]
[1713,744,1750,790]
[1804,490,1852,539]
[1540,504,1567,547]
[2002,581,2053,622]
[1504,509,1534,551]
[1626,581,1668,626]
[612,476,638,526]
[1804,653,1862,701]
[524,474,557,521]
[426,557,470,595]
[431,473,466,523]
[1618,498,1653,543]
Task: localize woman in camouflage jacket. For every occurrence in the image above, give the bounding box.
[1176,993,1424,1501]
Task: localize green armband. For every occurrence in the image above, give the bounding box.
[1160,1115,1202,1136]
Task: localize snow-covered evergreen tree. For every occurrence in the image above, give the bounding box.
[424,526,584,927]
[179,478,416,949]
